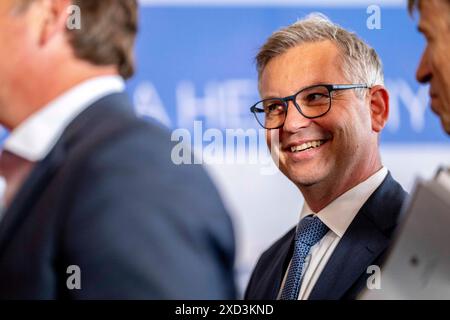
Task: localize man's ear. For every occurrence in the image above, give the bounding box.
[368,85,389,133]
[38,0,72,46]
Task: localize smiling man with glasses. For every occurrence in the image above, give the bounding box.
[245,14,407,300]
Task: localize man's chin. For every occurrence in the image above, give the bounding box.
[279,163,329,187]
[287,172,323,188]
[442,118,450,135]
[295,180,317,188]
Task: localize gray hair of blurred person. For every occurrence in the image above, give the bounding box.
[256,14,384,97]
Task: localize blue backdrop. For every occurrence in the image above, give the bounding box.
[127,4,449,143]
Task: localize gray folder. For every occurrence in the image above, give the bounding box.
[360,174,450,299]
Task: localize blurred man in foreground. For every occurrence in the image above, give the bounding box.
[0,0,236,299]
[245,14,407,300]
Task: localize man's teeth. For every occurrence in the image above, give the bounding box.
[291,140,325,152]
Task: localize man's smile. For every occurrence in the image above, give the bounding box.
[281,137,332,161]
[290,139,328,153]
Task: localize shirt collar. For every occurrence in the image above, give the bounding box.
[3,75,125,162]
[300,167,388,238]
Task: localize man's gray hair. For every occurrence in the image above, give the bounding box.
[256,13,384,92]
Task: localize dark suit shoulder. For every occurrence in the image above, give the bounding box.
[53,94,236,299]
[360,172,408,235]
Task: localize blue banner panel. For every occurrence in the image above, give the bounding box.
[127,6,449,144]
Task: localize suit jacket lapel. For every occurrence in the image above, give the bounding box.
[0,143,66,255]
[308,173,406,300]
[308,210,389,300]
[0,93,131,256]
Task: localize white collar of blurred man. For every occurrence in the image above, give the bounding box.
[260,40,389,213]
[3,76,125,162]
[0,0,137,131]
[409,0,450,135]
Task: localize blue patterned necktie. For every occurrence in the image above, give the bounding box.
[279,215,329,300]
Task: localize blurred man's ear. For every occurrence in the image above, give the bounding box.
[37,0,71,46]
[369,85,389,133]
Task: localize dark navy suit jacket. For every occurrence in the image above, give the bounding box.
[0,93,236,299]
[245,173,407,300]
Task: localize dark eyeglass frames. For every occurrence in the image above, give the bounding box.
[250,84,370,129]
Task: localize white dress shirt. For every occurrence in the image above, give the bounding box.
[0,75,125,214]
[278,167,388,300]
[3,75,125,162]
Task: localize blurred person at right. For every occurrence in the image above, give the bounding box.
[409,0,450,136]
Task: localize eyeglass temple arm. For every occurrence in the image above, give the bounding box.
[331,84,371,90]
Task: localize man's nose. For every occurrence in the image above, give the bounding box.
[416,47,432,84]
[282,101,312,133]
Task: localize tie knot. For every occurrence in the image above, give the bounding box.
[295,215,329,247]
